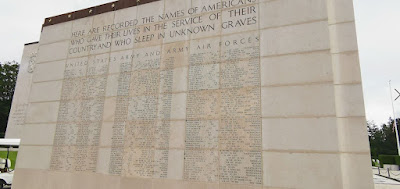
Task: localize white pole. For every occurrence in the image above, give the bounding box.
[389,80,400,155]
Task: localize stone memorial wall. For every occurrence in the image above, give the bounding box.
[9,0,374,188]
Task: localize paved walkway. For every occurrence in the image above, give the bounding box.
[374,174,400,189]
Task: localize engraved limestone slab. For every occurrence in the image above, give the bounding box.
[8,0,373,188]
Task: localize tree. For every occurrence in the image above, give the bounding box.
[0,61,19,138]
[368,118,400,158]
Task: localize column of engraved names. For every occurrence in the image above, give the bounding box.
[154,42,189,179]
[185,37,221,183]
[121,46,161,178]
[51,55,108,172]
[109,51,133,175]
[219,32,262,185]
[51,57,86,172]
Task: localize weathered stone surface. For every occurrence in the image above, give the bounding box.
[8,0,373,188]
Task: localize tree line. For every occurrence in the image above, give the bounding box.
[0,61,19,138]
[368,118,400,158]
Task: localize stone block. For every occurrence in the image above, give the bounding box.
[33,60,66,82]
[260,21,330,56]
[103,97,117,122]
[337,117,370,152]
[100,122,114,147]
[329,22,358,53]
[261,84,336,117]
[340,154,374,189]
[334,84,365,117]
[261,51,333,86]
[21,124,56,146]
[120,177,153,189]
[259,0,327,29]
[25,102,60,123]
[332,51,362,84]
[40,21,73,45]
[47,171,72,189]
[29,80,63,102]
[16,146,52,170]
[96,148,111,174]
[327,0,355,24]
[262,118,339,152]
[263,152,343,189]
[37,41,69,63]
[12,169,48,189]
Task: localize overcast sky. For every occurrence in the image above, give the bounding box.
[0,0,399,125]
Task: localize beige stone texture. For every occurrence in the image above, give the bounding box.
[29,80,63,102]
[120,177,153,189]
[72,17,94,37]
[327,0,356,24]
[329,22,358,53]
[21,123,56,146]
[168,121,186,149]
[332,51,362,84]
[184,182,219,189]
[10,0,373,188]
[134,23,164,49]
[109,50,134,74]
[40,21,73,45]
[161,41,190,69]
[220,183,262,189]
[133,45,161,70]
[136,0,164,24]
[47,171,73,189]
[154,149,184,179]
[221,31,260,62]
[158,93,187,120]
[262,118,339,152]
[334,84,365,117]
[261,51,333,86]
[190,12,222,39]
[70,172,99,189]
[189,64,220,90]
[259,0,327,29]
[16,146,52,169]
[103,97,117,122]
[114,6,138,24]
[12,169,48,189]
[37,41,69,63]
[95,174,122,189]
[96,148,111,175]
[340,154,374,189]
[187,90,220,120]
[106,74,119,97]
[160,67,188,93]
[190,36,221,65]
[263,152,343,189]
[191,0,222,15]
[261,84,336,117]
[6,43,38,138]
[33,60,66,82]
[25,102,60,123]
[165,0,191,18]
[153,179,184,189]
[100,122,114,147]
[93,12,115,33]
[221,4,258,34]
[337,117,370,153]
[260,21,330,57]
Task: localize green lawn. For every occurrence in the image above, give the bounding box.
[0,151,18,169]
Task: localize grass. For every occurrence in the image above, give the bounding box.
[0,151,18,170]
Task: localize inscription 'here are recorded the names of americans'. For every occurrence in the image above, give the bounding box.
[50,0,263,186]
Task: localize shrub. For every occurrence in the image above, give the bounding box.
[379,155,397,166]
